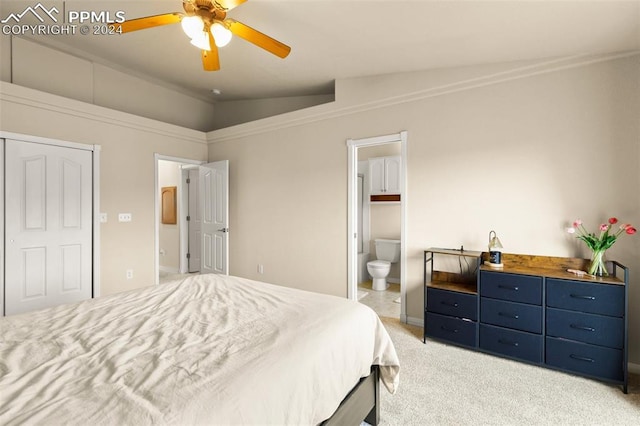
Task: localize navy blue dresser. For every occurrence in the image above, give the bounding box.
[424,250,629,393]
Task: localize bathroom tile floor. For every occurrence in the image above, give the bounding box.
[358,281,401,319]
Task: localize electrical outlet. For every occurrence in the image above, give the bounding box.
[118,213,132,222]
[126,269,133,279]
[258,264,264,274]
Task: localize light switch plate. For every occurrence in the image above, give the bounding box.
[118,213,132,222]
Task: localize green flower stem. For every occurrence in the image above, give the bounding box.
[588,249,608,276]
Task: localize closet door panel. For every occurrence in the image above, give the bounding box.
[5,139,92,315]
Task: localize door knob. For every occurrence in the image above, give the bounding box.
[217,228,229,233]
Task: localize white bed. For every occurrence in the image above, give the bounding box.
[0,274,399,425]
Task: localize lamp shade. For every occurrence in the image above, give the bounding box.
[489,233,503,250]
[181,16,204,40]
[190,30,211,50]
[211,22,232,47]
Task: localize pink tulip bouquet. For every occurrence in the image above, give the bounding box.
[567,217,636,276]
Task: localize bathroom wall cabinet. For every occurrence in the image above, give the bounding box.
[423,250,629,393]
[369,156,401,198]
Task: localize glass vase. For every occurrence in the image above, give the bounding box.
[588,249,608,277]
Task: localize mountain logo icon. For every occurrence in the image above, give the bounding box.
[1,3,59,24]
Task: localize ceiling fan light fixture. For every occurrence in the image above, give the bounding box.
[211,22,232,47]
[190,31,211,50]
[181,15,204,40]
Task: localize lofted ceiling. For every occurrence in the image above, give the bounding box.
[2,0,639,103]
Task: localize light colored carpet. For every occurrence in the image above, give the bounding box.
[377,317,640,425]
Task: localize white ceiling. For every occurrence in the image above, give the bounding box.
[3,0,640,102]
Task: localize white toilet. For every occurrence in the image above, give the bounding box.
[367,239,401,291]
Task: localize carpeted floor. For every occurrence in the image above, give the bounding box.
[377,317,640,425]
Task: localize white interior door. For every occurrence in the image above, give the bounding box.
[187,168,201,272]
[199,160,229,275]
[5,139,93,315]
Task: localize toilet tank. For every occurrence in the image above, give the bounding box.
[374,239,401,263]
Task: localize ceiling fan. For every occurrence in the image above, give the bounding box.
[114,0,291,71]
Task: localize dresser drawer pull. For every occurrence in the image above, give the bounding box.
[570,324,596,332]
[441,301,459,308]
[569,294,596,301]
[569,354,595,363]
[498,285,519,291]
[498,312,519,320]
[441,326,459,334]
[498,339,519,347]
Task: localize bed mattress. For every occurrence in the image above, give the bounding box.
[0,274,399,425]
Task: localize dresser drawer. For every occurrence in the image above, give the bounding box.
[546,279,624,317]
[479,324,542,363]
[480,271,542,305]
[546,337,623,382]
[546,308,623,349]
[481,298,542,334]
[425,312,477,348]
[426,288,477,321]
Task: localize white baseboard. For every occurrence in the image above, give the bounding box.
[406,316,423,327]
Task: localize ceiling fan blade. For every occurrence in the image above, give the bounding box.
[226,19,291,59]
[115,13,182,33]
[202,31,220,71]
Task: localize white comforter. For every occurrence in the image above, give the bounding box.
[0,274,399,425]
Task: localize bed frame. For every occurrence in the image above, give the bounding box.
[321,366,380,426]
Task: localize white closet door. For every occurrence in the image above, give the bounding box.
[5,139,93,315]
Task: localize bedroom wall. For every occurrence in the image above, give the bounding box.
[207,54,640,365]
[0,82,208,296]
[3,37,216,131]
[212,94,335,130]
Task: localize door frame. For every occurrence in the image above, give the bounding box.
[181,165,200,274]
[0,131,101,316]
[154,154,204,285]
[346,131,408,323]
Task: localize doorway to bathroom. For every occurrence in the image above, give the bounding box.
[347,132,407,323]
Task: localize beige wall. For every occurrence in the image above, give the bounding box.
[0,37,333,132]
[208,54,640,365]
[212,94,335,130]
[158,160,181,272]
[3,37,216,131]
[0,82,208,295]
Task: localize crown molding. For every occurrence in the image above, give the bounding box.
[207,51,639,144]
[0,81,207,144]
